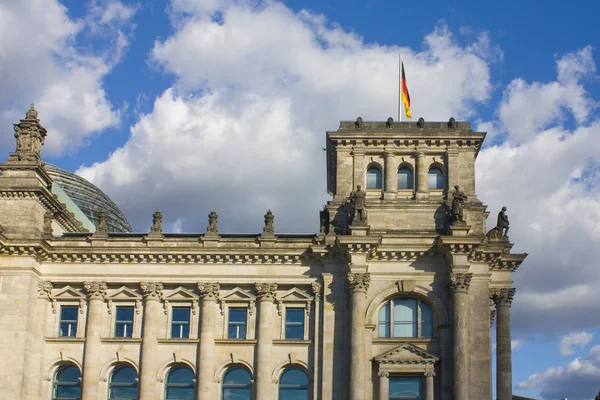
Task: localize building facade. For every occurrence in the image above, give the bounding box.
[0,106,526,400]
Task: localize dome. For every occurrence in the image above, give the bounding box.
[45,164,132,233]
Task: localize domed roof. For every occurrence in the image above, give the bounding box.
[45,164,132,233]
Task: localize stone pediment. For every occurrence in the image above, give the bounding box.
[374,343,438,365]
[277,287,313,302]
[106,286,142,300]
[220,287,256,302]
[51,285,86,300]
[164,286,199,301]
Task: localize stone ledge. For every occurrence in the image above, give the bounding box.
[372,338,436,344]
[273,339,311,345]
[100,338,143,343]
[214,339,258,345]
[45,337,85,343]
[157,338,200,344]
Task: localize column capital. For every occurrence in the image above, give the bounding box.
[347,272,371,293]
[312,282,321,302]
[198,282,220,301]
[140,282,164,301]
[377,371,389,378]
[490,288,516,307]
[255,282,278,301]
[84,281,107,300]
[384,150,395,157]
[424,370,436,378]
[448,273,472,293]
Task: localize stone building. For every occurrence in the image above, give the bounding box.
[0,106,526,400]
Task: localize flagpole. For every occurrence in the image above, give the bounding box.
[398,54,402,122]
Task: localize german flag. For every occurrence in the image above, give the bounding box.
[401,62,412,120]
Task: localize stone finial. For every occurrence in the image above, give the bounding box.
[448,117,456,129]
[347,272,371,293]
[490,288,516,307]
[6,103,48,164]
[84,281,108,300]
[386,117,393,128]
[255,282,278,300]
[94,211,108,236]
[355,117,363,128]
[151,209,163,233]
[43,211,54,238]
[417,117,425,128]
[197,282,220,301]
[262,210,274,237]
[448,273,472,293]
[140,282,164,300]
[206,210,219,236]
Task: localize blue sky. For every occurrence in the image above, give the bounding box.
[2,0,600,398]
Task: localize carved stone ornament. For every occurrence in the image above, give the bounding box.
[94,211,108,235]
[377,371,389,378]
[487,206,510,239]
[347,272,371,293]
[424,370,436,378]
[397,279,416,293]
[311,282,321,302]
[38,281,53,299]
[490,288,516,307]
[355,116,363,128]
[448,273,472,293]
[151,209,163,233]
[197,282,220,301]
[84,281,107,300]
[43,211,54,236]
[417,117,425,128]
[7,104,47,164]
[140,282,164,301]
[255,282,278,301]
[448,117,456,129]
[206,210,219,235]
[262,210,275,236]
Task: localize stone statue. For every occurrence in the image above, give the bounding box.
[207,210,218,234]
[96,211,108,234]
[451,185,467,224]
[496,206,509,237]
[263,210,274,236]
[350,185,367,224]
[151,209,163,233]
[594,391,600,400]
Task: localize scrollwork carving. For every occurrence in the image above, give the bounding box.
[84,281,107,300]
[490,288,515,307]
[198,282,220,301]
[255,282,278,301]
[448,273,472,293]
[140,282,164,301]
[347,272,371,293]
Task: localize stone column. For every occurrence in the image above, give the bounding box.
[383,150,397,200]
[197,283,220,400]
[491,288,515,400]
[425,370,435,400]
[81,282,107,400]
[378,371,389,400]
[415,149,429,200]
[448,273,472,400]
[347,272,370,400]
[312,282,321,400]
[139,282,164,400]
[255,283,278,400]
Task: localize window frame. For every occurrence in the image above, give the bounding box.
[52,364,81,400]
[108,365,139,400]
[165,365,195,400]
[377,297,434,339]
[222,366,253,400]
[227,307,248,339]
[427,165,445,190]
[171,306,192,339]
[366,165,383,190]
[284,307,306,340]
[278,367,309,400]
[397,165,414,190]
[58,305,79,338]
[114,306,135,338]
[389,375,423,400]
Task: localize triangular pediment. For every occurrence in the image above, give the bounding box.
[278,287,313,302]
[51,285,86,300]
[374,343,438,365]
[106,286,142,300]
[164,286,199,301]
[220,287,256,301]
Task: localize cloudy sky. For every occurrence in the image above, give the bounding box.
[1,0,600,398]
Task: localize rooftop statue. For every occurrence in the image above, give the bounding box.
[350,185,367,225]
[451,185,467,224]
[487,207,510,239]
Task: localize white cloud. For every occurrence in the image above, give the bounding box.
[512,340,522,351]
[560,331,594,356]
[0,0,137,155]
[80,0,496,233]
[517,345,600,399]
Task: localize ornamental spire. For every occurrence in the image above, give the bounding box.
[5,103,47,164]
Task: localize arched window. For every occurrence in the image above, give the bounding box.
[165,366,195,400]
[53,364,81,400]
[366,166,382,189]
[279,368,309,400]
[397,166,414,190]
[222,367,252,400]
[378,298,433,338]
[109,365,138,400]
[428,166,444,189]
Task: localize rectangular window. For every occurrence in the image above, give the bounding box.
[389,376,422,400]
[285,308,305,340]
[59,306,78,337]
[171,307,191,338]
[228,308,247,339]
[115,306,134,338]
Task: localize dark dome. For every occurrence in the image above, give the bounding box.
[45,164,132,233]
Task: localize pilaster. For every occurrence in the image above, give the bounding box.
[490,288,515,400]
[197,283,220,400]
[255,282,277,400]
[81,281,107,400]
[448,273,472,400]
[139,282,163,400]
[348,272,370,400]
[383,150,397,200]
[415,149,429,200]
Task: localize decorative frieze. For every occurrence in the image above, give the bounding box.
[197,282,220,301]
[490,288,516,307]
[347,272,371,293]
[140,282,164,301]
[83,281,107,300]
[255,283,278,301]
[448,273,472,293]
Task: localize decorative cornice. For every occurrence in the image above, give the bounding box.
[83,281,107,300]
[490,288,515,307]
[347,272,370,293]
[255,282,278,301]
[140,282,164,301]
[198,282,220,301]
[448,273,472,293]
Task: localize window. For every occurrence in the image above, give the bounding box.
[366,167,382,189]
[285,308,305,340]
[109,366,138,400]
[171,307,191,339]
[52,365,81,400]
[428,166,444,190]
[165,366,195,400]
[279,368,309,400]
[389,376,422,400]
[59,306,78,337]
[115,306,134,338]
[228,308,247,339]
[397,167,414,190]
[378,298,433,338]
[222,367,252,400]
